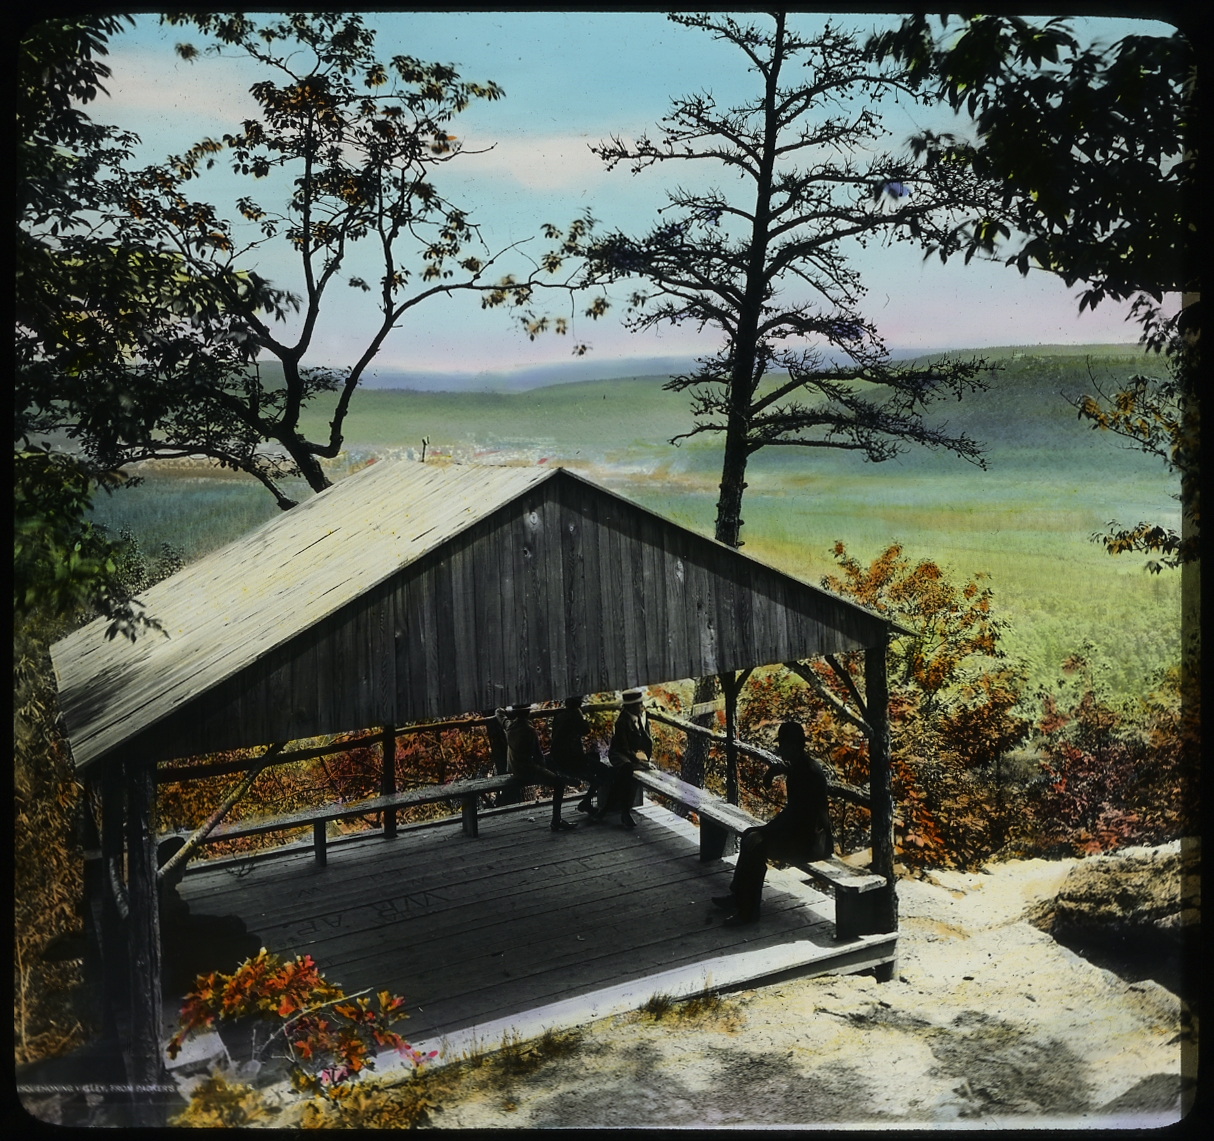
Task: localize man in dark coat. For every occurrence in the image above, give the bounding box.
[591,689,654,829]
[485,707,523,806]
[548,695,612,814]
[505,704,577,831]
[714,721,833,926]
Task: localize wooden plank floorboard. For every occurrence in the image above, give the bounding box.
[244,821,730,949]
[179,804,632,911]
[223,832,722,965]
[180,810,691,929]
[321,861,829,980]
[182,824,684,937]
[182,812,828,986]
[304,833,821,971]
[330,886,836,1032]
[180,814,819,977]
[173,803,886,1048]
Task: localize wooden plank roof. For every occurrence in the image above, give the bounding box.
[51,461,894,770]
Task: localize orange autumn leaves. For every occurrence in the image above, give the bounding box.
[169,949,433,1098]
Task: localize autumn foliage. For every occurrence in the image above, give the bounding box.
[169,949,435,1108]
[724,543,1030,869]
[720,543,1192,871]
[1020,654,1197,856]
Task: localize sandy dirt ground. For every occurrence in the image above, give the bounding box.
[375,853,1195,1129]
[17,849,1197,1129]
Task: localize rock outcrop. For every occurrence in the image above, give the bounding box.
[1026,840,1200,1001]
[1049,840,1200,945]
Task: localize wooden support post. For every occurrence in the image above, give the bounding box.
[461,793,479,838]
[699,819,738,862]
[313,820,328,867]
[80,777,105,1029]
[433,727,446,785]
[865,632,898,938]
[100,759,126,1042]
[720,672,739,805]
[382,724,397,838]
[125,757,165,1122]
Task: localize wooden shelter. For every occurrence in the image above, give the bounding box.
[50,460,901,1112]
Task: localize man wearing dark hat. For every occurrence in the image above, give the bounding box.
[713,720,833,926]
[505,703,578,831]
[592,689,654,829]
[548,696,612,815]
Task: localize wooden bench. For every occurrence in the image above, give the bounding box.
[633,767,894,940]
[158,774,518,868]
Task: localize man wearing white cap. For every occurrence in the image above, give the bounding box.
[590,689,654,829]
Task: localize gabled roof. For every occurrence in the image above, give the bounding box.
[51,461,896,770]
[51,462,548,768]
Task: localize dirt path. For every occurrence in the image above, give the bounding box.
[394,854,1192,1128]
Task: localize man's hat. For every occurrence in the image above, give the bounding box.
[622,689,644,705]
[507,703,533,716]
[564,695,583,707]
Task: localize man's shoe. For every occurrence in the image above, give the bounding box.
[620,812,636,829]
[722,911,759,928]
[575,798,595,814]
[551,819,578,832]
[711,895,735,911]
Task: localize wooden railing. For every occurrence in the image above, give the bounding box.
[156,775,516,870]
[152,701,874,880]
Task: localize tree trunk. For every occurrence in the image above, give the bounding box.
[1179,293,1200,825]
[714,425,751,550]
[279,434,331,498]
[687,16,782,783]
[681,677,717,788]
[125,757,165,1123]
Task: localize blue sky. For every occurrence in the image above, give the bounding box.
[95,11,1177,379]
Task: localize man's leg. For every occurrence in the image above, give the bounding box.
[618,771,638,827]
[590,766,622,818]
[723,829,767,922]
[576,750,606,812]
[550,780,577,831]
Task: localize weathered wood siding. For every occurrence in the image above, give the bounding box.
[55,465,889,768]
[110,473,885,765]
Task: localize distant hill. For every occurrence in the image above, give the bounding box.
[255,343,1146,394]
[293,349,1170,484]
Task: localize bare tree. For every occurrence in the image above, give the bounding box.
[572,13,1001,788]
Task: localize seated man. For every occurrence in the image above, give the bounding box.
[548,695,613,814]
[591,689,654,829]
[714,721,833,926]
[485,706,523,806]
[505,703,578,831]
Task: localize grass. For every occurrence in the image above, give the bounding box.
[85,349,1181,700]
[640,987,737,1027]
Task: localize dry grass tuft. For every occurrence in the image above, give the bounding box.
[638,988,742,1030]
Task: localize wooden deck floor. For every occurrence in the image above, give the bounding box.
[174,799,895,1060]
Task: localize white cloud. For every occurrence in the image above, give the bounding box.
[452,133,621,191]
[103,46,263,130]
